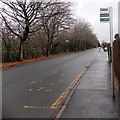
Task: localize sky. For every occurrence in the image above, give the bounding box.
[0,0,119,43]
[67,0,119,43]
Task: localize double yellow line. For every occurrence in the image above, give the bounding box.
[50,68,86,109]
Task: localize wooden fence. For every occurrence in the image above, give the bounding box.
[113,38,120,88]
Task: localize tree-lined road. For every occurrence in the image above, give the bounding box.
[3,49,98,118]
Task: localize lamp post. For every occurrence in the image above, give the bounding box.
[66,40,69,53]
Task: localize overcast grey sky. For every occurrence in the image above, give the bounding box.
[0,0,119,43]
[67,0,119,43]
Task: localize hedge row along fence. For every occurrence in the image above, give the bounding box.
[113,38,120,87]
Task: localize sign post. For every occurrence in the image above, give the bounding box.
[109,7,115,98]
[100,7,115,98]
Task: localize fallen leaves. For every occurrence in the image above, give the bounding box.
[0,53,65,68]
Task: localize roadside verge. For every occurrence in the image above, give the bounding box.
[1,52,73,70]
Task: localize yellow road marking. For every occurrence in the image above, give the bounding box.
[24,106,52,109]
[28,88,33,91]
[50,69,85,109]
[50,91,68,109]
[24,69,85,110]
[52,72,56,74]
[25,88,33,91]
[25,89,28,91]
[25,87,52,92]
[37,89,40,91]
[39,80,44,83]
[30,80,44,84]
[61,74,64,76]
[40,87,44,89]
[31,81,36,84]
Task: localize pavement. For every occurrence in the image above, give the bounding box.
[61,50,119,119]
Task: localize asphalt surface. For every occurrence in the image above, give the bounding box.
[0,70,2,119]
[2,49,98,118]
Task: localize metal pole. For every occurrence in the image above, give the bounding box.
[109,7,115,98]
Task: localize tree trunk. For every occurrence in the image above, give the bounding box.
[46,47,49,57]
[46,39,50,57]
[18,41,23,61]
[5,48,11,62]
[2,38,11,62]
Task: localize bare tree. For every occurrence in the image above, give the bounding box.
[82,27,99,49]
[73,20,90,51]
[0,0,51,61]
[40,0,72,57]
[2,26,12,61]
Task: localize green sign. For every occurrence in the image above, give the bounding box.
[100,13,109,17]
[100,18,109,22]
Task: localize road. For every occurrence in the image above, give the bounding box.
[0,70,2,119]
[2,49,98,118]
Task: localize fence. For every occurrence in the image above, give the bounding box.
[113,38,120,88]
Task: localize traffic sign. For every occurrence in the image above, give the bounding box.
[100,8,109,11]
[100,13,109,17]
[100,18,109,22]
[100,8,109,22]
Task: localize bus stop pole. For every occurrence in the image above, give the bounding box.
[109,7,115,98]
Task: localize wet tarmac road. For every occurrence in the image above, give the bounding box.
[2,49,98,118]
